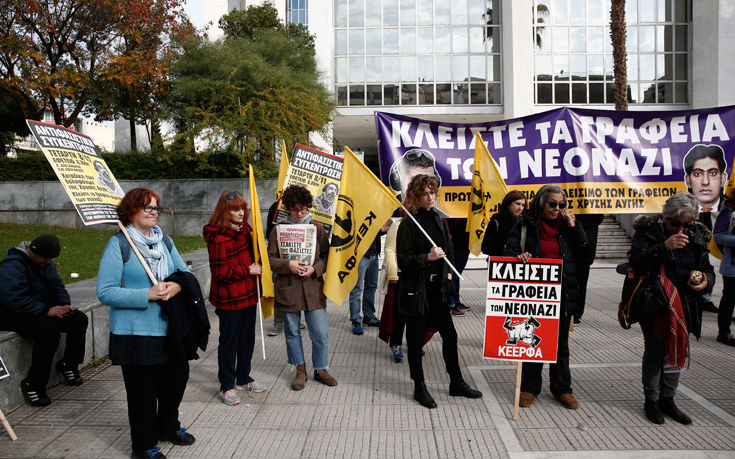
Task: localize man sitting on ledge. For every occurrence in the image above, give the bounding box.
[0,233,88,406]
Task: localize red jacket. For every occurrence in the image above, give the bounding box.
[203,223,258,310]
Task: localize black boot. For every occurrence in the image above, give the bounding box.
[413,382,437,409]
[449,379,482,399]
[644,399,664,424]
[658,397,692,425]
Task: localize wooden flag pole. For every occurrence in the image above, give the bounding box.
[0,407,17,441]
[512,362,523,421]
[401,206,464,281]
[117,222,158,285]
[257,282,266,360]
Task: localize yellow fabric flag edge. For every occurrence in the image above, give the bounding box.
[248,164,275,319]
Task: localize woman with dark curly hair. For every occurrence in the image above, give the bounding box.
[203,190,264,407]
[267,185,335,391]
[97,188,194,459]
[396,174,482,409]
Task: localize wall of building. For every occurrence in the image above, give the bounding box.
[0,179,279,236]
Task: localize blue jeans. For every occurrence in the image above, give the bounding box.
[282,308,329,370]
[447,248,470,306]
[349,254,379,323]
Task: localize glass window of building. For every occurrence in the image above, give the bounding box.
[288,0,309,27]
[335,0,502,106]
[533,0,690,105]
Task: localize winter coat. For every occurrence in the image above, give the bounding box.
[0,242,71,316]
[396,208,455,317]
[713,200,735,277]
[203,223,259,310]
[97,233,189,336]
[160,270,210,361]
[482,209,520,256]
[504,214,593,317]
[629,214,714,339]
[267,221,329,312]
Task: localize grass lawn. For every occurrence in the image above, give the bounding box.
[0,223,206,283]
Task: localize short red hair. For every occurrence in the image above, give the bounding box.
[208,190,250,227]
[117,188,162,226]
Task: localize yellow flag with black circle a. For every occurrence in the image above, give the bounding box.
[467,131,509,256]
[323,147,402,306]
[248,164,275,318]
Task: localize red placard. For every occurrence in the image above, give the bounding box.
[483,257,562,363]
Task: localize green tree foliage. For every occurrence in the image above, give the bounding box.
[164,4,333,175]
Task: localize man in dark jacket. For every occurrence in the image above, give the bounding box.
[0,234,88,406]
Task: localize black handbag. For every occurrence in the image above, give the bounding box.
[618,264,669,329]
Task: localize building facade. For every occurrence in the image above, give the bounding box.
[206,0,735,165]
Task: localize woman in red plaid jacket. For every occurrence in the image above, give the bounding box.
[204,190,264,406]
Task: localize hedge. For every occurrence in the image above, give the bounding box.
[0,150,278,181]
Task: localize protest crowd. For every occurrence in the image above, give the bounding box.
[2,111,735,458]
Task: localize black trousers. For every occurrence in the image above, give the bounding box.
[403,281,462,383]
[121,359,189,452]
[718,275,735,338]
[639,318,680,401]
[389,281,406,348]
[215,307,257,392]
[520,312,572,397]
[0,309,88,389]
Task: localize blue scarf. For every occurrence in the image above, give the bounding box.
[126,224,171,282]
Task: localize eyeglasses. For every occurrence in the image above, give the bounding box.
[545,200,567,209]
[143,206,161,214]
[667,219,694,228]
[290,206,309,215]
[225,191,242,200]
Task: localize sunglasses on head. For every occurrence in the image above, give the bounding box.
[225,191,242,200]
[403,149,435,162]
[545,200,567,209]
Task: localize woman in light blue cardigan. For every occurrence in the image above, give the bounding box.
[97,188,192,459]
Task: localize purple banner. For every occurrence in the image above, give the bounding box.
[376,106,735,215]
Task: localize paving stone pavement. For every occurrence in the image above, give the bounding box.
[2,262,735,458]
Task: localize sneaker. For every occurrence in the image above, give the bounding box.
[362,316,380,327]
[220,389,240,406]
[449,307,465,316]
[131,446,166,458]
[716,334,735,347]
[21,379,51,407]
[56,361,83,386]
[165,427,195,446]
[455,301,471,312]
[391,345,403,362]
[237,381,267,393]
[352,321,364,335]
[268,321,283,336]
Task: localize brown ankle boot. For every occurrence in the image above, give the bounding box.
[314,368,338,386]
[291,364,307,391]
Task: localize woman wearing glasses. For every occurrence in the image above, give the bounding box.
[629,192,713,425]
[97,188,194,459]
[267,185,335,390]
[504,184,592,411]
[203,190,264,406]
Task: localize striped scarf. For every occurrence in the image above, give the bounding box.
[659,271,689,371]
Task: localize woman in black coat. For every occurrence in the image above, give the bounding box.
[629,192,713,425]
[396,174,482,409]
[482,190,527,256]
[504,184,592,410]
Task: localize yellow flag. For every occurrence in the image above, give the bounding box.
[277,141,290,200]
[323,147,402,306]
[466,131,509,256]
[249,165,275,318]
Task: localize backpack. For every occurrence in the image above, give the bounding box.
[115,231,173,263]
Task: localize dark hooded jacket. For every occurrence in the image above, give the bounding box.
[160,270,210,361]
[629,214,714,339]
[504,214,593,317]
[0,243,70,316]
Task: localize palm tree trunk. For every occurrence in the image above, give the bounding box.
[610,0,628,110]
